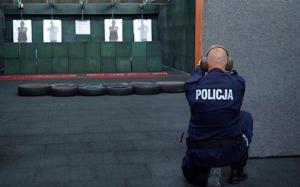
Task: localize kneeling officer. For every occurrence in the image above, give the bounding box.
[181,45,253,187]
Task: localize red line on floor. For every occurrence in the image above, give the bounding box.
[86,72,168,77]
[0,72,168,80]
[0,74,78,80]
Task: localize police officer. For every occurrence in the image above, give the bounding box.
[181,45,253,187]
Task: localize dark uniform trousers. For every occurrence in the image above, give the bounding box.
[181,110,253,184]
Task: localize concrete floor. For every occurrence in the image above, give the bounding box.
[0,67,299,187]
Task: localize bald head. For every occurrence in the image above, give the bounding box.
[206,47,228,72]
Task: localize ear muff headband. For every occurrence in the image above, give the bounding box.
[200,45,233,71]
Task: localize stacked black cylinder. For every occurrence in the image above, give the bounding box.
[18,81,185,96]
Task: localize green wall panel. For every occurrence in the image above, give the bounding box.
[69,57,84,73]
[88,0,111,3]
[151,19,158,40]
[76,35,92,42]
[0,43,3,72]
[20,43,36,59]
[37,59,53,74]
[116,42,131,57]
[149,0,168,3]
[147,56,162,72]
[0,29,4,43]
[63,20,75,34]
[2,4,160,15]
[53,43,68,58]
[123,20,133,42]
[63,35,76,43]
[119,0,143,3]
[161,51,168,67]
[85,57,100,73]
[4,59,20,75]
[132,56,147,72]
[37,43,52,58]
[0,0,12,3]
[146,41,161,56]
[101,57,115,73]
[91,20,104,42]
[101,42,115,57]
[55,0,78,4]
[83,5,106,15]
[123,20,133,34]
[53,58,68,73]
[116,57,131,73]
[4,19,13,42]
[84,42,100,57]
[91,35,102,42]
[55,0,78,3]
[132,42,146,56]
[69,43,84,58]
[48,5,68,14]
[35,4,51,15]
[32,20,43,43]
[173,55,182,70]
[66,5,82,14]
[20,5,36,15]
[62,21,75,42]
[0,11,4,25]
[186,41,194,57]
[3,43,19,58]
[21,59,36,74]
[185,26,195,41]
[123,34,133,42]
[157,0,195,72]
[22,0,47,2]
[168,54,175,67]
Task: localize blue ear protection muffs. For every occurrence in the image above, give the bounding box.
[200,45,233,71]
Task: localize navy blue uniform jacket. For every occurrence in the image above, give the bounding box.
[183,66,248,168]
[185,67,245,142]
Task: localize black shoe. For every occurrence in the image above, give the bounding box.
[229,168,248,184]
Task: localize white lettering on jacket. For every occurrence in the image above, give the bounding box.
[196,89,233,100]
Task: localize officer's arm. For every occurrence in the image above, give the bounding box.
[185,66,205,95]
[186,66,205,83]
[229,70,246,96]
